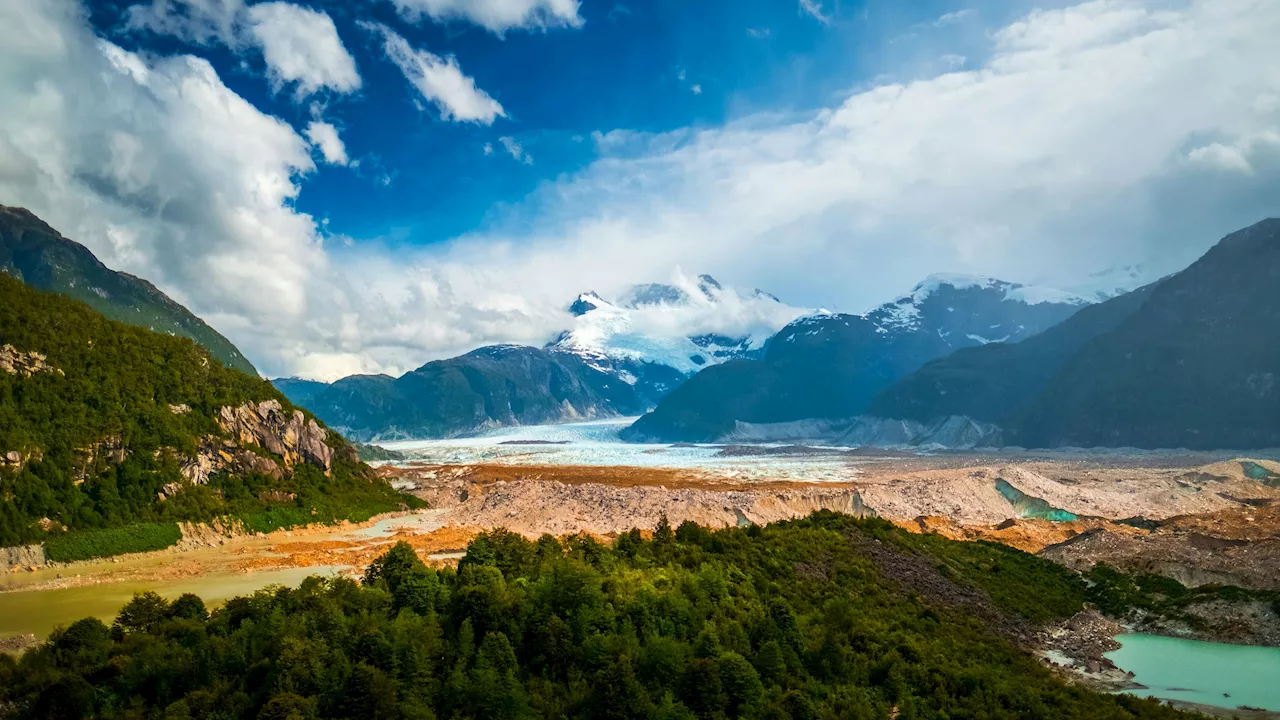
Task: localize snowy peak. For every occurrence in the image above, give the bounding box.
[867,273,1088,340]
[614,274,731,309]
[617,283,691,308]
[775,273,1091,353]
[1067,264,1154,302]
[902,273,1089,308]
[696,274,722,296]
[551,275,803,377]
[568,291,609,317]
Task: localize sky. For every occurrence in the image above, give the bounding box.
[1,0,1279,380]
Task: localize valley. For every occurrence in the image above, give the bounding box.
[8,420,1279,643]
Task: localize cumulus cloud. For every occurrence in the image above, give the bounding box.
[457,0,1280,313]
[127,0,360,99]
[363,22,505,124]
[387,0,583,34]
[245,2,361,97]
[126,0,243,44]
[5,0,1280,382]
[2,0,332,363]
[305,120,348,165]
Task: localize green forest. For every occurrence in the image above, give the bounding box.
[0,273,412,550]
[0,513,1194,720]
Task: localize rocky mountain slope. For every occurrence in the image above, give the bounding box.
[623,275,1090,442]
[867,281,1161,428]
[0,205,256,376]
[862,218,1280,450]
[1014,218,1280,449]
[0,273,404,549]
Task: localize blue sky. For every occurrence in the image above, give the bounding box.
[85,0,1013,246]
[2,0,1279,379]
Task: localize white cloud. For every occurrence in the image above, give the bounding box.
[127,0,360,99]
[483,142,494,156]
[799,0,830,25]
[933,9,975,27]
[363,22,505,124]
[2,0,331,368]
[746,27,772,39]
[387,0,583,34]
[126,0,243,44]
[498,136,532,164]
[305,120,348,165]
[691,84,702,95]
[245,2,361,97]
[6,0,1280,382]
[424,0,1280,321]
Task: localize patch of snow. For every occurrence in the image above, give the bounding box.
[1066,264,1154,302]
[1004,284,1090,305]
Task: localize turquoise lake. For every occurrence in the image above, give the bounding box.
[1105,633,1280,712]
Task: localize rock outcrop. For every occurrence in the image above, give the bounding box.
[217,400,335,472]
[169,401,347,494]
[176,438,285,489]
[0,344,61,377]
[2,543,47,570]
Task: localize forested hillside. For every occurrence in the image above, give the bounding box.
[0,205,257,376]
[0,513,1191,720]
[0,274,411,551]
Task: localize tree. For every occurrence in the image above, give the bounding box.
[114,591,171,634]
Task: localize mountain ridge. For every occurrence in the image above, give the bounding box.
[623,274,1091,442]
[0,205,257,376]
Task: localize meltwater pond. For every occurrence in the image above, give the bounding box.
[1106,633,1280,712]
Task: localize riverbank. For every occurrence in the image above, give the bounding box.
[0,509,476,645]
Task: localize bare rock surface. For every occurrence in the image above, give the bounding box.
[1040,504,1280,591]
[0,344,60,377]
[218,400,334,472]
[1,544,46,571]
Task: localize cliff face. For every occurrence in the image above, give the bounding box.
[218,400,337,473]
[174,401,350,489]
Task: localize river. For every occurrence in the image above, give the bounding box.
[0,565,345,641]
[1107,633,1280,712]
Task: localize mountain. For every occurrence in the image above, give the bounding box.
[0,205,256,376]
[550,274,789,377]
[274,345,656,441]
[1012,218,1280,449]
[866,281,1161,428]
[622,275,1091,442]
[275,275,800,440]
[1066,264,1154,302]
[0,273,407,552]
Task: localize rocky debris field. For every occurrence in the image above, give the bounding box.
[396,463,872,537]
[1041,504,1280,591]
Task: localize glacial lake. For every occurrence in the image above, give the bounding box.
[1106,633,1280,712]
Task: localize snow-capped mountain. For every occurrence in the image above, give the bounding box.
[625,273,1092,442]
[1065,264,1154,302]
[549,275,805,401]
